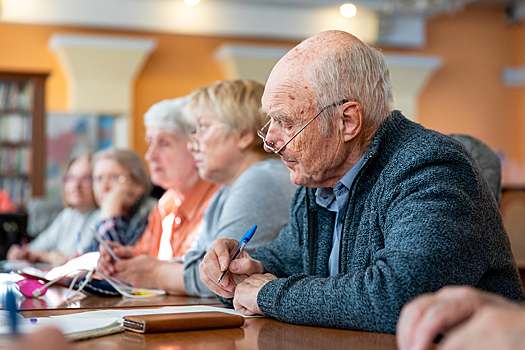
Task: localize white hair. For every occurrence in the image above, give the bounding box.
[143,96,193,137]
[310,43,393,137]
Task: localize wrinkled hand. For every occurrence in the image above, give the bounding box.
[112,255,163,288]
[96,241,133,276]
[438,303,525,350]
[396,286,520,350]
[199,239,264,298]
[233,273,276,316]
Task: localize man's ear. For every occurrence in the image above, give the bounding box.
[341,101,362,142]
[237,129,255,151]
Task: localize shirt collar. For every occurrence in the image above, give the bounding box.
[315,154,366,208]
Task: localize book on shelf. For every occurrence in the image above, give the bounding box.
[0,81,33,111]
[0,147,30,173]
[0,177,30,206]
[0,113,31,143]
[0,72,44,207]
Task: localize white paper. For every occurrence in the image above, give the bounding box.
[0,317,119,335]
[50,305,252,320]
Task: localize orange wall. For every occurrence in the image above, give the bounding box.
[0,22,296,157]
[132,34,297,157]
[383,5,525,183]
[0,5,523,183]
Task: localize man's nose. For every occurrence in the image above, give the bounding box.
[264,120,283,151]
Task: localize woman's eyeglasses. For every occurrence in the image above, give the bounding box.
[188,123,228,152]
[92,174,128,186]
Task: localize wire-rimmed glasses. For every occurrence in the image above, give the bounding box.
[257,99,349,156]
[188,123,228,151]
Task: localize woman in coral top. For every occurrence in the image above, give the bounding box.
[96,97,219,283]
[97,81,296,297]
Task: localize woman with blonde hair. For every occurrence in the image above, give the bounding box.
[97,80,296,297]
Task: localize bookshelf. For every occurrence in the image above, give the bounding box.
[0,72,47,207]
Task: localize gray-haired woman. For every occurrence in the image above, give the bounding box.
[85,148,157,252]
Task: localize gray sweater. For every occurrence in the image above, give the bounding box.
[219,111,525,334]
[183,158,297,297]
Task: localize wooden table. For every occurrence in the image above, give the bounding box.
[19,308,399,350]
[8,287,400,349]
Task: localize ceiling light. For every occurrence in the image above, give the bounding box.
[340,4,357,18]
[184,0,200,6]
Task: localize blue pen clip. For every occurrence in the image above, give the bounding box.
[239,225,257,246]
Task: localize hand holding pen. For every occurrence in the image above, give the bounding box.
[217,225,258,283]
[199,225,265,299]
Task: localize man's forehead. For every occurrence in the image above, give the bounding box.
[262,80,314,115]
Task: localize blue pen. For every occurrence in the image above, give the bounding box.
[6,285,18,336]
[76,231,84,256]
[217,225,257,283]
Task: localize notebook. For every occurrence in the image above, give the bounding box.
[122,311,244,333]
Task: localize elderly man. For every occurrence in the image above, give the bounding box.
[199,30,524,333]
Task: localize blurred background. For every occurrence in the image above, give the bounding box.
[1,0,525,246]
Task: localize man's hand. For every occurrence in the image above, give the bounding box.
[199,238,264,298]
[233,273,276,316]
[396,286,520,350]
[96,241,133,275]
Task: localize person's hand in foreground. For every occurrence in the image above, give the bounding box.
[396,285,525,350]
[8,328,73,350]
[8,328,115,350]
[199,239,265,292]
[96,241,134,276]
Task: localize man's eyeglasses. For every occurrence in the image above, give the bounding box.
[188,123,228,151]
[257,99,349,156]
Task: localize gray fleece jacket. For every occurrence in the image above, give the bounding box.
[218,111,525,334]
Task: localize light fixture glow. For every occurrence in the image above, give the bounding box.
[340,4,357,18]
[184,0,200,6]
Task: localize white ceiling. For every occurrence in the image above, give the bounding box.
[0,0,518,47]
